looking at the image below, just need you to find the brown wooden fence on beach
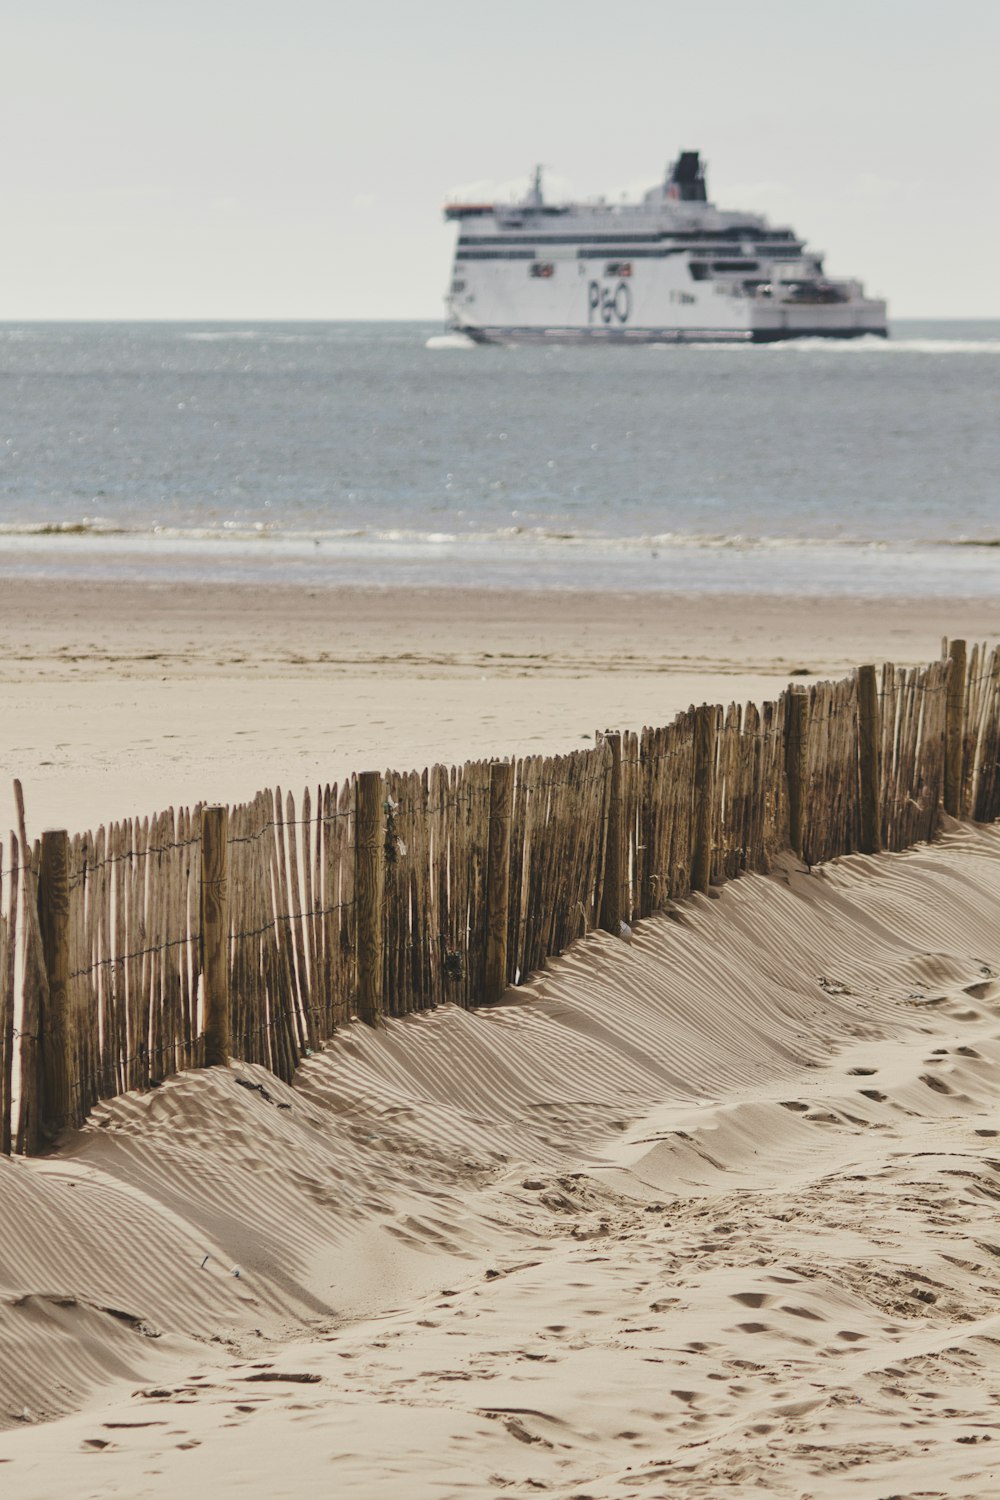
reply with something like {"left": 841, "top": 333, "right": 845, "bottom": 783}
{"left": 1, "top": 639, "right": 996, "bottom": 1155}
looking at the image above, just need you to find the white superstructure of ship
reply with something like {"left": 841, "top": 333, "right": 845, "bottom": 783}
{"left": 443, "top": 151, "right": 887, "bottom": 344}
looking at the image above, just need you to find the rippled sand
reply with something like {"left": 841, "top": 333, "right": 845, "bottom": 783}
{"left": 4, "top": 821, "right": 1000, "bottom": 1497}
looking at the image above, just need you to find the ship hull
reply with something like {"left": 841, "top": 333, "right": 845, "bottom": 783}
{"left": 447, "top": 256, "right": 886, "bottom": 345}
{"left": 458, "top": 324, "right": 886, "bottom": 346}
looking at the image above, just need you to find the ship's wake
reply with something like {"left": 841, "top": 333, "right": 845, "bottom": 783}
{"left": 425, "top": 332, "right": 477, "bottom": 350}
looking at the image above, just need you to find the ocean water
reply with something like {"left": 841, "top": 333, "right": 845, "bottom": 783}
{"left": 1, "top": 319, "right": 999, "bottom": 596}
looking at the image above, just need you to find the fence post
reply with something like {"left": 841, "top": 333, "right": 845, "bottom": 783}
{"left": 200, "top": 805, "right": 230, "bottom": 1067}
{"left": 484, "top": 760, "right": 514, "bottom": 1002}
{"left": 944, "top": 637, "right": 967, "bottom": 818}
{"left": 857, "top": 664, "right": 882, "bottom": 855}
{"left": 599, "top": 733, "right": 623, "bottom": 934}
{"left": 355, "top": 770, "right": 384, "bottom": 1026}
{"left": 37, "top": 828, "right": 72, "bottom": 1140}
{"left": 692, "top": 705, "right": 717, "bottom": 893}
{"left": 0, "top": 844, "right": 12, "bottom": 1156}
{"left": 786, "top": 689, "right": 809, "bottom": 861}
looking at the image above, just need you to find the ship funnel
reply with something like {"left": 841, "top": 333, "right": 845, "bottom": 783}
{"left": 665, "top": 150, "right": 707, "bottom": 202}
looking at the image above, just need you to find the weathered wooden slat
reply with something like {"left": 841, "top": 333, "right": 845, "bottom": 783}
{"left": 201, "top": 806, "right": 230, "bottom": 1069}
{"left": 355, "top": 770, "right": 384, "bottom": 1027}
{"left": 11, "top": 642, "right": 999, "bottom": 1153}
{"left": 1, "top": 836, "right": 18, "bottom": 1153}
{"left": 599, "top": 734, "right": 623, "bottom": 933}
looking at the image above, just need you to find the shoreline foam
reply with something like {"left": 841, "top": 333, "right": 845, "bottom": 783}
{"left": 1, "top": 526, "right": 1000, "bottom": 600}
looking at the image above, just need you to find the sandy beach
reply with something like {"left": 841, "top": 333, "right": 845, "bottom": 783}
{"left": 1, "top": 580, "right": 1000, "bottom": 1495}
{"left": 2, "top": 578, "right": 998, "bottom": 833}
{"left": 3, "top": 817, "right": 1000, "bottom": 1496}
{"left": 5, "top": 2, "right": 999, "bottom": 1490}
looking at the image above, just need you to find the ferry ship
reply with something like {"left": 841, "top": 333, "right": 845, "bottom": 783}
{"left": 443, "top": 152, "right": 887, "bottom": 344}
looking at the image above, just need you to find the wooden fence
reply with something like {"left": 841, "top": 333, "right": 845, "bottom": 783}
{"left": 2, "top": 639, "right": 997, "bottom": 1154}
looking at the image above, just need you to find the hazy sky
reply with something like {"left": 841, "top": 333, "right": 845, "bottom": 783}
{"left": 3, "top": 0, "right": 996, "bottom": 320}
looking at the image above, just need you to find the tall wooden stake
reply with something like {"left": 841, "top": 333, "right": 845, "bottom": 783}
{"left": 857, "top": 664, "right": 882, "bottom": 855}
{"left": 38, "top": 828, "right": 72, "bottom": 1139}
{"left": 692, "top": 705, "right": 717, "bottom": 893}
{"left": 0, "top": 832, "right": 17, "bottom": 1156}
{"left": 355, "top": 771, "right": 384, "bottom": 1026}
{"left": 944, "top": 637, "right": 967, "bottom": 818}
{"left": 200, "top": 805, "right": 230, "bottom": 1067}
{"left": 484, "top": 760, "right": 514, "bottom": 1002}
{"left": 599, "top": 733, "right": 623, "bottom": 934}
{"left": 786, "top": 689, "right": 809, "bottom": 860}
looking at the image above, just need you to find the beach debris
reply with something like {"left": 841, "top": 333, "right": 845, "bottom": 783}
{"left": 818, "top": 976, "right": 851, "bottom": 996}
{"left": 235, "top": 1077, "right": 273, "bottom": 1102}
{"left": 619, "top": 920, "right": 633, "bottom": 942}
{"left": 102, "top": 1421, "right": 168, "bottom": 1429}
{"left": 200, "top": 1254, "right": 210, "bottom": 1269}
{"left": 234, "top": 1077, "right": 291, "bottom": 1110}
{"left": 242, "top": 1372, "right": 321, "bottom": 1384}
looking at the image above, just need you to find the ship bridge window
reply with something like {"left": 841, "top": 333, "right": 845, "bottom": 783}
{"left": 688, "top": 263, "right": 710, "bottom": 281}
{"left": 604, "top": 261, "right": 632, "bottom": 277}
{"left": 530, "top": 262, "right": 555, "bottom": 279}
{"left": 712, "top": 260, "right": 759, "bottom": 273}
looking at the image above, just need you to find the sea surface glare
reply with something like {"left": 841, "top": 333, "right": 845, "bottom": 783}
{"left": 1, "top": 320, "right": 999, "bottom": 597}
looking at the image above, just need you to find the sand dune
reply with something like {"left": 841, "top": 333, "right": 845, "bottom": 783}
{"left": 4, "top": 821, "right": 1000, "bottom": 1496}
